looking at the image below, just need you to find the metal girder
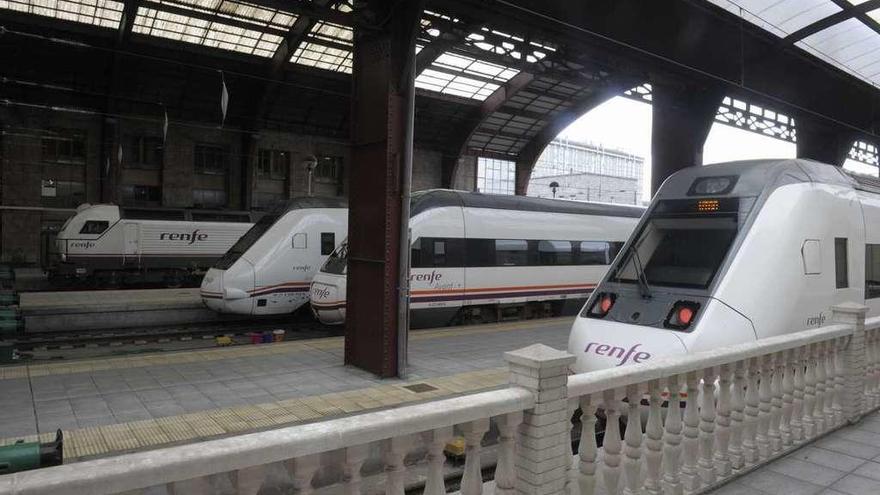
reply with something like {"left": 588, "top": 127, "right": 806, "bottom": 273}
{"left": 118, "top": 0, "right": 141, "bottom": 44}
{"left": 439, "top": 71, "right": 534, "bottom": 186}
{"left": 783, "top": 0, "right": 880, "bottom": 43}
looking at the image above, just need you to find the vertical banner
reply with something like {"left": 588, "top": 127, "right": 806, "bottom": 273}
{"left": 220, "top": 71, "right": 229, "bottom": 128}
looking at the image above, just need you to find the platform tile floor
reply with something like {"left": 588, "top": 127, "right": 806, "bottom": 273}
{"left": 0, "top": 317, "right": 572, "bottom": 460}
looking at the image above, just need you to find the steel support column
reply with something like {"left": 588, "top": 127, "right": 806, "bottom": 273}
{"left": 345, "top": 0, "right": 422, "bottom": 378}
{"left": 796, "top": 118, "right": 854, "bottom": 166}
{"left": 651, "top": 80, "right": 724, "bottom": 194}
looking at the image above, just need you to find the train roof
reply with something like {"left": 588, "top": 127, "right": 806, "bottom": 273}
{"left": 656, "top": 158, "right": 860, "bottom": 200}
{"left": 275, "top": 196, "right": 348, "bottom": 214}
{"left": 410, "top": 189, "right": 645, "bottom": 218}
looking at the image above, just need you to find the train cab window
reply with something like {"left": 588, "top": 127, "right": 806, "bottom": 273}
{"left": 538, "top": 241, "right": 573, "bottom": 265}
{"left": 578, "top": 241, "right": 611, "bottom": 265}
{"left": 79, "top": 221, "right": 109, "bottom": 235}
{"left": 292, "top": 233, "right": 307, "bottom": 249}
{"left": 835, "top": 237, "right": 849, "bottom": 289}
{"left": 321, "top": 233, "right": 335, "bottom": 255}
{"left": 865, "top": 244, "right": 880, "bottom": 299}
{"left": 495, "top": 239, "right": 529, "bottom": 266}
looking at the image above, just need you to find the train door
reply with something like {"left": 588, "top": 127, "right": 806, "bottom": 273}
{"left": 123, "top": 223, "right": 140, "bottom": 266}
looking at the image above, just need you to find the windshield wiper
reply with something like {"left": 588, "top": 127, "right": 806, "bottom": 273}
{"left": 632, "top": 248, "right": 653, "bottom": 299}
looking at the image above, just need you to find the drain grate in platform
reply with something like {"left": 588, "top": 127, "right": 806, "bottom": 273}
{"left": 403, "top": 383, "right": 438, "bottom": 393}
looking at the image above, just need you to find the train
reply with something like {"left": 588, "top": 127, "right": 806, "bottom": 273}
{"left": 310, "top": 190, "right": 644, "bottom": 328}
{"left": 200, "top": 197, "right": 348, "bottom": 315}
{"left": 52, "top": 204, "right": 257, "bottom": 286}
{"left": 568, "top": 158, "right": 880, "bottom": 373}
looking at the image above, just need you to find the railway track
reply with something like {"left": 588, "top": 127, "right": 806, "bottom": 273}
{"left": 10, "top": 317, "right": 337, "bottom": 351}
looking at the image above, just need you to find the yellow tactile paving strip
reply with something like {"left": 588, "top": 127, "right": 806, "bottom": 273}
{"left": 0, "top": 368, "right": 507, "bottom": 461}
{"left": 0, "top": 316, "right": 572, "bottom": 380}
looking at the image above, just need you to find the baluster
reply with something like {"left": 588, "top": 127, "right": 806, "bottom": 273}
{"left": 780, "top": 349, "right": 795, "bottom": 447}
{"left": 232, "top": 465, "right": 266, "bottom": 495}
{"left": 623, "top": 384, "right": 644, "bottom": 495}
{"left": 756, "top": 355, "right": 773, "bottom": 460}
{"left": 833, "top": 337, "right": 846, "bottom": 426}
{"left": 868, "top": 331, "right": 877, "bottom": 411}
{"left": 494, "top": 413, "right": 522, "bottom": 495}
{"left": 714, "top": 363, "right": 732, "bottom": 478}
{"left": 769, "top": 352, "right": 783, "bottom": 454}
{"left": 385, "top": 436, "right": 413, "bottom": 495}
{"left": 743, "top": 358, "right": 760, "bottom": 464}
{"left": 644, "top": 380, "right": 664, "bottom": 495}
{"left": 459, "top": 419, "right": 489, "bottom": 495}
{"left": 343, "top": 446, "right": 369, "bottom": 495}
{"left": 423, "top": 429, "right": 452, "bottom": 495}
{"left": 791, "top": 346, "right": 805, "bottom": 443}
{"left": 289, "top": 454, "right": 320, "bottom": 495}
{"left": 661, "top": 375, "right": 683, "bottom": 495}
{"left": 803, "top": 344, "right": 817, "bottom": 439}
{"left": 865, "top": 331, "right": 875, "bottom": 411}
{"left": 602, "top": 389, "right": 623, "bottom": 495}
{"left": 729, "top": 362, "right": 746, "bottom": 471}
{"left": 578, "top": 394, "right": 599, "bottom": 495}
{"left": 698, "top": 367, "right": 717, "bottom": 486}
{"left": 822, "top": 341, "right": 837, "bottom": 428}
{"left": 681, "top": 372, "right": 701, "bottom": 492}
{"left": 814, "top": 343, "right": 828, "bottom": 434}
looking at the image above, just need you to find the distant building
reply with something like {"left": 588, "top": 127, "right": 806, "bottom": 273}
{"left": 527, "top": 138, "right": 644, "bottom": 205}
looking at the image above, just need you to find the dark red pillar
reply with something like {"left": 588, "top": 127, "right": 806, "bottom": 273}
{"left": 345, "top": 0, "right": 422, "bottom": 377}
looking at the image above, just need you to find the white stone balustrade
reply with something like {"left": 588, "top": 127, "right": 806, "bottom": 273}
{"left": 3, "top": 304, "right": 880, "bottom": 495}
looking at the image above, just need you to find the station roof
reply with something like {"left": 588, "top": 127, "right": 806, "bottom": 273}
{"left": 706, "top": 0, "right": 880, "bottom": 87}
{"left": 1, "top": 0, "right": 878, "bottom": 167}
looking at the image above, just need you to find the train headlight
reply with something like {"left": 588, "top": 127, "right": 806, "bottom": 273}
{"left": 665, "top": 301, "right": 701, "bottom": 330}
{"left": 585, "top": 292, "right": 616, "bottom": 318}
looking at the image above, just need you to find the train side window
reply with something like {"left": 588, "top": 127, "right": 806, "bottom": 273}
{"left": 835, "top": 237, "right": 848, "bottom": 289}
{"left": 608, "top": 242, "right": 625, "bottom": 262}
{"left": 538, "top": 240, "right": 573, "bottom": 265}
{"left": 579, "top": 241, "right": 610, "bottom": 265}
{"left": 320, "top": 233, "right": 335, "bottom": 255}
{"left": 866, "top": 244, "right": 880, "bottom": 299}
{"left": 495, "top": 239, "right": 528, "bottom": 266}
{"left": 465, "top": 239, "right": 494, "bottom": 267}
{"left": 79, "top": 220, "right": 109, "bottom": 235}
{"left": 801, "top": 239, "right": 821, "bottom": 275}
{"left": 433, "top": 240, "right": 447, "bottom": 266}
{"left": 292, "top": 233, "right": 307, "bottom": 249}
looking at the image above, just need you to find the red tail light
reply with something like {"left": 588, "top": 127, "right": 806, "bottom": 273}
{"left": 665, "top": 301, "right": 701, "bottom": 330}
{"left": 586, "top": 292, "right": 616, "bottom": 318}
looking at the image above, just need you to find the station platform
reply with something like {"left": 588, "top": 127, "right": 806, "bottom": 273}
{"left": 0, "top": 317, "right": 572, "bottom": 461}
{"left": 19, "top": 288, "right": 247, "bottom": 332}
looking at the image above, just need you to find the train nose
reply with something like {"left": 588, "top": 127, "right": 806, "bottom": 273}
{"left": 567, "top": 317, "right": 688, "bottom": 374}
{"left": 200, "top": 269, "right": 225, "bottom": 311}
{"left": 310, "top": 280, "right": 345, "bottom": 325}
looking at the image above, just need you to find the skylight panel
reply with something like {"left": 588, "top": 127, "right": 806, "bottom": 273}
{"left": 133, "top": 0, "right": 295, "bottom": 58}
{"left": 416, "top": 51, "right": 517, "bottom": 100}
{"left": 0, "top": 0, "right": 124, "bottom": 28}
{"left": 289, "top": 20, "right": 353, "bottom": 73}
{"left": 796, "top": 17, "right": 880, "bottom": 83}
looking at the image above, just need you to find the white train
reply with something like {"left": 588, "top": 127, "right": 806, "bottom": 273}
{"left": 200, "top": 197, "right": 347, "bottom": 315}
{"left": 53, "top": 204, "right": 256, "bottom": 285}
{"left": 569, "top": 158, "right": 880, "bottom": 373}
{"left": 310, "top": 190, "right": 643, "bottom": 328}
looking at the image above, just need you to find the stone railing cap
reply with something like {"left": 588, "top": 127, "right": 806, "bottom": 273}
{"left": 504, "top": 344, "right": 575, "bottom": 369}
{"left": 832, "top": 302, "right": 869, "bottom": 314}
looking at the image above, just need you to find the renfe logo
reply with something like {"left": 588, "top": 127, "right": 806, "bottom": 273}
{"left": 312, "top": 287, "right": 331, "bottom": 299}
{"left": 584, "top": 342, "right": 651, "bottom": 366}
{"left": 160, "top": 230, "right": 208, "bottom": 245}
{"left": 411, "top": 271, "right": 442, "bottom": 284}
